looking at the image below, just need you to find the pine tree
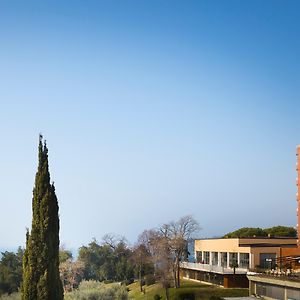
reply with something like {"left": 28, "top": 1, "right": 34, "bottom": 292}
{"left": 22, "top": 135, "right": 64, "bottom": 300}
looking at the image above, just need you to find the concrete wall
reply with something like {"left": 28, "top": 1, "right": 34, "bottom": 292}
{"left": 248, "top": 275, "right": 300, "bottom": 300}
{"left": 195, "top": 239, "right": 250, "bottom": 253}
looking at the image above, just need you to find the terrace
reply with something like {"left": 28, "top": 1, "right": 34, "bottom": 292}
{"left": 181, "top": 262, "right": 248, "bottom": 275}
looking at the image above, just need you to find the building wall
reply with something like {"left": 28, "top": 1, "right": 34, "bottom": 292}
{"left": 297, "top": 146, "right": 300, "bottom": 247}
{"left": 250, "top": 247, "right": 282, "bottom": 268}
{"left": 239, "top": 238, "right": 297, "bottom": 246}
{"left": 223, "top": 274, "right": 248, "bottom": 288}
{"left": 248, "top": 275, "right": 300, "bottom": 300}
{"left": 195, "top": 239, "right": 250, "bottom": 253}
{"left": 181, "top": 268, "right": 248, "bottom": 288}
{"left": 195, "top": 238, "right": 297, "bottom": 253}
{"left": 194, "top": 239, "right": 297, "bottom": 269}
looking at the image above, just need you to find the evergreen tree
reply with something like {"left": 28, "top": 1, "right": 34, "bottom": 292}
{"left": 22, "top": 135, "right": 63, "bottom": 300}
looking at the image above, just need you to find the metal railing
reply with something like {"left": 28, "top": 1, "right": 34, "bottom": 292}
{"left": 180, "top": 262, "right": 248, "bottom": 274}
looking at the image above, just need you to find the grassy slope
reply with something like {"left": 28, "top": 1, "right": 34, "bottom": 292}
{"left": 128, "top": 280, "right": 248, "bottom": 300}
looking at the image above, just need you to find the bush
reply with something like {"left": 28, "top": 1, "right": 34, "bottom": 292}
{"left": 65, "top": 280, "right": 128, "bottom": 300}
{"left": 121, "top": 278, "right": 134, "bottom": 286}
{"left": 154, "top": 295, "right": 162, "bottom": 300}
{"left": 145, "top": 274, "right": 156, "bottom": 286}
{"left": 0, "top": 293, "right": 21, "bottom": 300}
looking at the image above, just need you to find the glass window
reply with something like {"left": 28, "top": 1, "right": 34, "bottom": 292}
{"left": 220, "top": 252, "right": 227, "bottom": 267}
{"left": 212, "top": 252, "right": 218, "bottom": 265}
{"left": 196, "top": 251, "right": 203, "bottom": 263}
{"left": 239, "top": 253, "right": 249, "bottom": 269}
{"left": 229, "top": 252, "right": 238, "bottom": 268}
{"left": 204, "top": 251, "right": 210, "bottom": 264}
{"left": 260, "top": 253, "right": 276, "bottom": 269}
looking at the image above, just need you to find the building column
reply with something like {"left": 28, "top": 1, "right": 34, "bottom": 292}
{"left": 237, "top": 252, "right": 240, "bottom": 267}
{"left": 227, "top": 252, "right": 230, "bottom": 268}
{"left": 200, "top": 251, "right": 203, "bottom": 263}
{"left": 209, "top": 252, "right": 212, "bottom": 265}
{"left": 218, "top": 252, "right": 221, "bottom": 267}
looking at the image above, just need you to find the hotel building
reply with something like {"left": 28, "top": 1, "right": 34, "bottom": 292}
{"left": 181, "top": 146, "right": 300, "bottom": 292}
{"left": 181, "top": 237, "right": 297, "bottom": 288}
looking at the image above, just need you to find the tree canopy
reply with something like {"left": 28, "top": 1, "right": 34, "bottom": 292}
{"left": 78, "top": 237, "right": 134, "bottom": 283}
{"left": 22, "top": 136, "right": 63, "bottom": 300}
{"left": 0, "top": 248, "right": 23, "bottom": 296}
{"left": 223, "top": 226, "right": 297, "bottom": 238}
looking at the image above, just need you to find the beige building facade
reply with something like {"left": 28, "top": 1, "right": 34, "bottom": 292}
{"left": 194, "top": 238, "right": 297, "bottom": 270}
{"left": 181, "top": 237, "right": 297, "bottom": 288}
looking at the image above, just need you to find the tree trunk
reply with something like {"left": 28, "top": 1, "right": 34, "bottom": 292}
{"left": 173, "top": 265, "right": 177, "bottom": 288}
{"left": 177, "top": 259, "right": 180, "bottom": 288}
{"left": 165, "top": 287, "right": 170, "bottom": 300}
{"left": 139, "top": 264, "right": 143, "bottom": 292}
{"left": 173, "top": 256, "right": 181, "bottom": 288}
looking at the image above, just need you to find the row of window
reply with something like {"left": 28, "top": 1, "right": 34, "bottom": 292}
{"left": 196, "top": 251, "right": 250, "bottom": 268}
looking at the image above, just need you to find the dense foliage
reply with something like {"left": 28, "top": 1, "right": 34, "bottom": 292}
{"left": 0, "top": 248, "right": 23, "bottom": 296}
{"left": 64, "top": 280, "right": 128, "bottom": 300}
{"left": 223, "top": 226, "right": 297, "bottom": 238}
{"left": 264, "top": 226, "right": 297, "bottom": 237}
{"left": 22, "top": 136, "right": 63, "bottom": 300}
{"left": 78, "top": 239, "right": 135, "bottom": 282}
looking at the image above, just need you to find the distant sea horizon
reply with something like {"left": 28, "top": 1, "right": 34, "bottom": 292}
{"left": 0, "top": 246, "right": 78, "bottom": 260}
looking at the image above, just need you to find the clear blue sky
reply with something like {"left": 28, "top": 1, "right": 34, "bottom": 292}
{"left": 0, "top": 0, "right": 299, "bottom": 250}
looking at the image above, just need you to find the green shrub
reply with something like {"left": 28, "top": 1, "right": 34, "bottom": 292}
{"left": 0, "top": 293, "right": 21, "bottom": 300}
{"left": 122, "top": 278, "right": 134, "bottom": 286}
{"left": 65, "top": 280, "right": 128, "bottom": 300}
{"left": 154, "top": 295, "right": 162, "bottom": 300}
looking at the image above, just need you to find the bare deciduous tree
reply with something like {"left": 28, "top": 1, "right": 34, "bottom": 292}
{"left": 148, "top": 231, "right": 173, "bottom": 300}
{"left": 134, "top": 216, "right": 200, "bottom": 298}
{"left": 160, "top": 215, "right": 200, "bottom": 288}
{"left": 102, "top": 233, "right": 127, "bottom": 249}
{"left": 59, "top": 259, "right": 84, "bottom": 292}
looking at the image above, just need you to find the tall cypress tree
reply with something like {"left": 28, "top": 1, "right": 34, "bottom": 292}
{"left": 22, "top": 135, "right": 63, "bottom": 300}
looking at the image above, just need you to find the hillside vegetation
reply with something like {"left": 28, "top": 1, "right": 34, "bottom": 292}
{"left": 128, "top": 280, "right": 248, "bottom": 300}
{"left": 223, "top": 226, "right": 296, "bottom": 238}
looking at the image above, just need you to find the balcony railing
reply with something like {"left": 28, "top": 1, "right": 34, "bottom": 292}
{"left": 180, "top": 262, "right": 248, "bottom": 274}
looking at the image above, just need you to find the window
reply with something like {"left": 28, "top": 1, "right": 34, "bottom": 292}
{"left": 220, "top": 252, "right": 227, "bottom": 267}
{"left": 259, "top": 253, "right": 276, "bottom": 269}
{"left": 239, "top": 253, "right": 249, "bottom": 269}
{"left": 212, "top": 252, "right": 218, "bottom": 265}
{"left": 204, "top": 251, "right": 210, "bottom": 264}
{"left": 229, "top": 252, "right": 238, "bottom": 267}
{"left": 196, "top": 251, "right": 203, "bottom": 263}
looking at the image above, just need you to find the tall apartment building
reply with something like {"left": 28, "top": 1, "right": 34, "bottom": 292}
{"left": 297, "top": 146, "right": 300, "bottom": 246}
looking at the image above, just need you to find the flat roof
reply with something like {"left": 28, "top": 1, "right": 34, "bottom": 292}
{"left": 247, "top": 274, "right": 300, "bottom": 287}
{"left": 195, "top": 237, "right": 297, "bottom": 240}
